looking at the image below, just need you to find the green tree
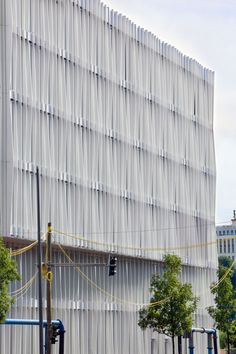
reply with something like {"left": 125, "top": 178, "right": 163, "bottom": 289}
{"left": 218, "top": 256, "right": 236, "bottom": 289}
{"left": 138, "top": 254, "right": 198, "bottom": 354}
{"left": 207, "top": 264, "right": 236, "bottom": 353}
{"left": 0, "top": 239, "right": 20, "bottom": 323}
{"left": 219, "top": 328, "right": 236, "bottom": 350}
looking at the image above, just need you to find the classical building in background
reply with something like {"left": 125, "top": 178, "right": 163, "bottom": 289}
{"left": 0, "top": 0, "right": 216, "bottom": 353}
{"left": 217, "top": 211, "right": 236, "bottom": 259}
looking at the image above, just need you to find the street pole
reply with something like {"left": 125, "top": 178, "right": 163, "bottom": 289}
{"left": 164, "top": 336, "right": 168, "bottom": 354}
{"left": 46, "top": 222, "right": 52, "bottom": 354}
{"left": 189, "top": 331, "right": 194, "bottom": 354}
{"left": 178, "top": 336, "right": 182, "bottom": 354}
{"left": 151, "top": 338, "right": 155, "bottom": 354}
{"left": 36, "top": 167, "right": 44, "bottom": 354}
{"left": 207, "top": 333, "right": 213, "bottom": 354}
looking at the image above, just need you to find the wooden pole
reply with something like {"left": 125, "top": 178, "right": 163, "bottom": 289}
{"left": 46, "top": 222, "right": 52, "bottom": 354}
{"left": 36, "top": 167, "right": 44, "bottom": 354}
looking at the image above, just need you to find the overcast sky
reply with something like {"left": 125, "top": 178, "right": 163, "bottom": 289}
{"left": 104, "top": 0, "right": 236, "bottom": 224}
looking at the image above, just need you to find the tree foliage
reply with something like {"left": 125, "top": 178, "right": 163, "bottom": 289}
{"left": 218, "top": 256, "right": 236, "bottom": 289}
{"left": 138, "top": 254, "right": 198, "bottom": 354}
{"left": 219, "top": 327, "right": 236, "bottom": 349}
{"left": 207, "top": 264, "right": 236, "bottom": 351}
{"left": 0, "top": 239, "right": 20, "bottom": 323}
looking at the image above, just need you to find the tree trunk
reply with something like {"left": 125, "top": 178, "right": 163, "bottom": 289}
{"left": 227, "top": 331, "right": 230, "bottom": 354}
{"left": 172, "top": 335, "right": 175, "bottom": 354}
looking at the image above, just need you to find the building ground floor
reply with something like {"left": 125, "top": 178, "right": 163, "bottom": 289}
{"left": 0, "top": 239, "right": 216, "bottom": 354}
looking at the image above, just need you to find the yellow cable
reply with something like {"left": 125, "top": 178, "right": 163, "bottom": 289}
{"left": 10, "top": 271, "right": 38, "bottom": 295}
{"left": 57, "top": 242, "right": 170, "bottom": 307}
{"left": 50, "top": 278, "right": 53, "bottom": 319}
{"left": 6, "top": 226, "right": 233, "bottom": 256}
{"left": 5, "top": 228, "right": 224, "bottom": 309}
{"left": 13, "top": 271, "right": 38, "bottom": 300}
{"left": 9, "top": 237, "right": 231, "bottom": 310}
{"left": 57, "top": 242, "right": 140, "bottom": 306}
{"left": 53, "top": 228, "right": 221, "bottom": 252}
{"left": 57, "top": 242, "right": 200, "bottom": 308}
{"left": 10, "top": 240, "right": 38, "bottom": 256}
{"left": 45, "top": 230, "right": 48, "bottom": 265}
{"left": 56, "top": 240, "right": 236, "bottom": 309}
{"left": 10, "top": 232, "right": 47, "bottom": 257}
{"left": 211, "top": 258, "right": 236, "bottom": 291}
{"left": 6, "top": 228, "right": 235, "bottom": 309}
{"left": 50, "top": 221, "right": 221, "bottom": 236}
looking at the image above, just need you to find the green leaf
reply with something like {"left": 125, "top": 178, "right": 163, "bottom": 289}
{"left": 138, "top": 254, "right": 198, "bottom": 354}
{"left": 0, "top": 239, "right": 20, "bottom": 323}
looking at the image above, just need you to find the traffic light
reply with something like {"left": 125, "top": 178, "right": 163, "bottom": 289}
{"left": 108, "top": 256, "right": 117, "bottom": 276}
{"left": 50, "top": 324, "right": 59, "bottom": 344}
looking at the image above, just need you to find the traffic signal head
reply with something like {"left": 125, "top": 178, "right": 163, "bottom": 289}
{"left": 50, "top": 325, "right": 59, "bottom": 344}
{"left": 108, "top": 256, "right": 117, "bottom": 276}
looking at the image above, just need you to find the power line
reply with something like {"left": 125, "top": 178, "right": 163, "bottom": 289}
{"left": 50, "top": 220, "right": 224, "bottom": 237}
{"left": 56, "top": 240, "right": 232, "bottom": 309}
{"left": 10, "top": 271, "right": 38, "bottom": 296}
{"left": 57, "top": 242, "right": 140, "bottom": 307}
{"left": 13, "top": 271, "right": 38, "bottom": 300}
{"left": 210, "top": 258, "right": 236, "bottom": 291}
{"left": 10, "top": 241, "right": 38, "bottom": 256}
{"left": 8, "top": 234, "right": 232, "bottom": 309}
{"left": 9, "top": 232, "right": 46, "bottom": 257}
{"left": 3, "top": 222, "right": 235, "bottom": 257}
{"left": 53, "top": 228, "right": 223, "bottom": 252}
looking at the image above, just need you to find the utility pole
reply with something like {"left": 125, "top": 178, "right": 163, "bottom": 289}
{"left": 151, "top": 338, "right": 155, "bottom": 354}
{"left": 36, "top": 167, "right": 44, "bottom": 354}
{"left": 46, "top": 222, "right": 52, "bottom": 354}
{"left": 178, "top": 336, "right": 182, "bottom": 354}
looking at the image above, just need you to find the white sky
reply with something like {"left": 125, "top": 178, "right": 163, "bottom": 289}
{"left": 104, "top": 0, "right": 236, "bottom": 224}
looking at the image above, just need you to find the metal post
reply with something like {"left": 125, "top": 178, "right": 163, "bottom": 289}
{"left": 207, "top": 333, "right": 213, "bottom": 354}
{"left": 178, "top": 336, "right": 182, "bottom": 354}
{"left": 46, "top": 222, "right": 52, "bottom": 354}
{"left": 3, "top": 318, "right": 65, "bottom": 354}
{"left": 44, "top": 326, "right": 48, "bottom": 353}
{"left": 151, "top": 338, "right": 155, "bottom": 354}
{"left": 58, "top": 321, "right": 65, "bottom": 354}
{"left": 213, "top": 331, "right": 218, "bottom": 354}
{"left": 164, "top": 336, "right": 168, "bottom": 354}
{"left": 59, "top": 329, "right": 65, "bottom": 354}
{"left": 36, "top": 167, "right": 44, "bottom": 354}
{"left": 189, "top": 332, "right": 194, "bottom": 354}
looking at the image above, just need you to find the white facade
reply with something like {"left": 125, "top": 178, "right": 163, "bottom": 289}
{"left": 0, "top": 0, "right": 217, "bottom": 353}
{"left": 216, "top": 212, "right": 236, "bottom": 259}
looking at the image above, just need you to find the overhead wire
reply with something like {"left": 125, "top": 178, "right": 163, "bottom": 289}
{"left": 53, "top": 228, "right": 233, "bottom": 252}
{"left": 7, "top": 232, "right": 233, "bottom": 309}
{"left": 1, "top": 218, "right": 232, "bottom": 258}
{"left": 210, "top": 258, "right": 236, "bottom": 291}
{"left": 51, "top": 220, "right": 230, "bottom": 237}
{"left": 57, "top": 241, "right": 142, "bottom": 307}
{"left": 148, "top": 260, "right": 236, "bottom": 309}
{"left": 10, "top": 240, "right": 38, "bottom": 256}
{"left": 4, "top": 227, "right": 234, "bottom": 307}
{"left": 10, "top": 232, "right": 47, "bottom": 257}
{"left": 0, "top": 219, "right": 229, "bottom": 242}
{"left": 10, "top": 271, "right": 38, "bottom": 295}
{"left": 55, "top": 240, "right": 232, "bottom": 309}
{"left": 8, "top": 233, "right": 46, "bottom": 302}
{"left": 12, "top": 271, "right": 38, "bottom": 300}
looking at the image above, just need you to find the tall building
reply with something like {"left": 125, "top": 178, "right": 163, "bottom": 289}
{"left": 217, "top": 211, "right": 236, "bottom": 259}
{"left": 0, "top": 0, "right": 216, "bottom": 353}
